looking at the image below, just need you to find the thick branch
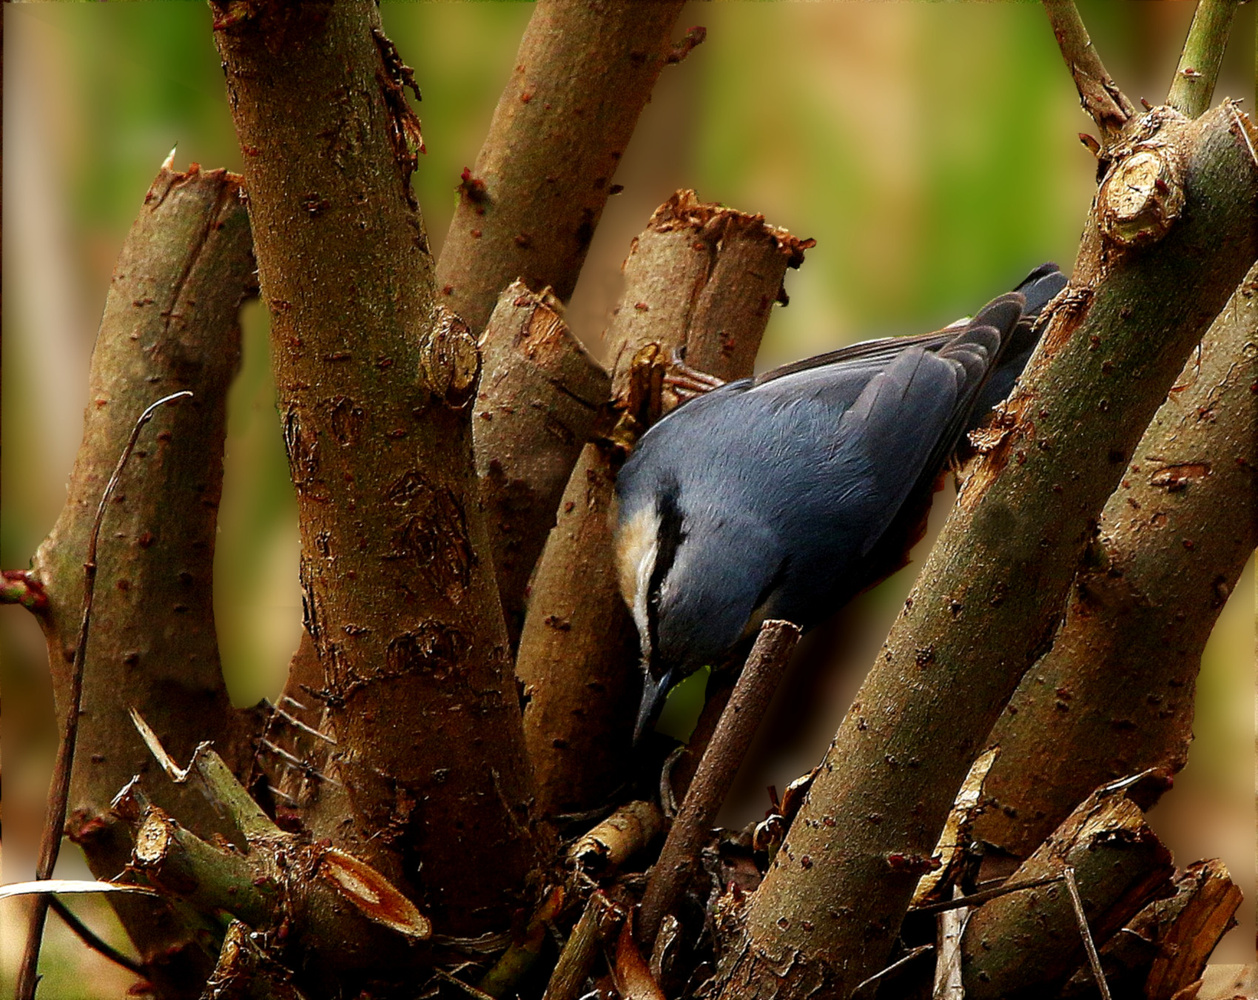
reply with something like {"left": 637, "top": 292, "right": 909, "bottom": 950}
{"left": 23, "top": 161, "right": 258, "bottom": 997}
{"left": 638, "top": 621, "right": 799, "bottom": 947}
{"left": 960, "top": 785, "right": 1175, "bottom": 997}
{"left": 434, "top": 0, "right": 688, "bottom": 335}
{"left": 516, "top": 192, "right": 809, "bottom": 818}
{"left": 1167, "top": 0, "right": 1241, "bottom": 119}
{"left": 212, "top": 2, "right": 537, "bottom": 934}
{"left": 473, "top": 283, "right": 609, "bottom": 644}
{"left": 1043, "top": 0, "right": 1136, "bottom": 144}
{"left": 713, "top": 102, "right": 1257, "bottom": 1000}
{"left": 975, "top": 261, "right": 1258, "bottom": 858}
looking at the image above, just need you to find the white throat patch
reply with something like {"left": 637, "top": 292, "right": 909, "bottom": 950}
{"left": 614, "top": 506, "right": 662, "bottom": 666}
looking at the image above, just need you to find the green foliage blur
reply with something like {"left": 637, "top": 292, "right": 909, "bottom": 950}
{"left": 2, "top": 4, "right": 1252, "bottom": 994}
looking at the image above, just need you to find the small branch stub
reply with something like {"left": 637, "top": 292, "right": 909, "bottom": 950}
{"left": 422, "top": 306, "right": 482, "bottom": 408}
{"left": 1098, "top": 144, "right": 1185, "bottom": 246}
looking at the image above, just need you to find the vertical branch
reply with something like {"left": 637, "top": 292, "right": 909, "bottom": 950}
{"left": 434, "top": 0, "right": 690, "bottom": 335}
{"left": 473, "top": 283, "right": 610, "bottom": 645}
{"left": 516, "top": 192, "right": 809, "bottom": 819}
{"left": 212, "top": 2, "right": 537, "bottom": 934}
{"left": 1166, "top": 0, "right": 1241, "bottom": 119}
{"left": 19, "top": 161, "right": 258, "bottom": 997}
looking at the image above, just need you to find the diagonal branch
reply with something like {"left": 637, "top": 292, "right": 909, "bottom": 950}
{"left": 975, "top": 261, "right": 1258, "bottom": 859}
{"left": 1042, "top": 0, "right": 1136, "bottom": 145}
{"left": 1166, "top": 0, "right": 1241, "bottom": 119}
{"left": 712, "top": 99, "right": 1258, "bottom": 1000}
{"left": 638, "top": 621, "right": 800, "bottom": 948}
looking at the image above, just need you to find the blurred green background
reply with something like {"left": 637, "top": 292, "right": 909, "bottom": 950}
{"left": 2, "top": 3, "right": 1253, "bottom": 992}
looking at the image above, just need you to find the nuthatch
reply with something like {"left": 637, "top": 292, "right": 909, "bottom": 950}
{"left": 614, "top": 264, "right": 1066, "bottom": 742}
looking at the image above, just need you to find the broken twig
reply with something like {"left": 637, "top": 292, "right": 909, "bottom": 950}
{"left": 17, "top": 390, "right": 191, "bottom": 1000}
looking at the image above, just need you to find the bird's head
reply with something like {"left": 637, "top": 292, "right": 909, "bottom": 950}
{"left": 613, "top": 481, "right": 778, "bottom": 744}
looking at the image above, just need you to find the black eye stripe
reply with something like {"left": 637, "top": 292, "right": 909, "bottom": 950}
{"left": 645, "top": 480, "right": 684, "bottom": 669}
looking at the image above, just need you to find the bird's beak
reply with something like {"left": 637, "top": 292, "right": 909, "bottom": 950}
{"left": 633, "top": 667, "right": 677, "bottom": 746}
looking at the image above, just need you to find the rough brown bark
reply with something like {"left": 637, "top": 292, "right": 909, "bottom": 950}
{"left": 516, "top": 191, "right": 809, "bottom": 819}
{"left": 975, "top": 261, "right": 1258, "bottom": 859}
{"left": 211, "top": 1, "right": 536, "bottom": 935}
{"left": 20, "top": 162, "right": 258, "bottom": 997}
{"left": 1060, "top": 859, "right": 1242, "bottom": 1000}
{"left": 712, "top": 102, "right": 1257, "bottom": 1000}
{"left": 960, "top": 785, "right": 1175, "bottom": 998}
{"left": 473, "top": 283, "right": 610, "bottom": 645}
{"left": 433, "top": 0, "right": 688, "bottom": 336}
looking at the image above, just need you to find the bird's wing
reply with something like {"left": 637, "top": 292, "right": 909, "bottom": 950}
{"left": 749, "top": 292, "right": 1025, "bottom": 558}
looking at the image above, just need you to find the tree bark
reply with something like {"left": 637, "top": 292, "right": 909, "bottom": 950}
{"left": 211, "top": 1, "right": 536, "bottom": 936}
{"left": 975, "top": 261, "right": 1258, "bottom": 859}
{"left": 22, "top": 161, "right": 258, "bottom": 997}
{"left": 434, "top": 0, "right": 688, "bottom": 336}
{"left": 712, "top": 102, "right": 1258, "bottom": 1000}
{"left": 960, "top": 785, "right": 1175, "bottom": 998}
{"left": 473, "top": 283, "right": 609, "bottom": 645}
{"left": 516, "top": 191, "right": 809, "bottom": 819}
{"left": 1059, "top": 858, "right": 1243, "bottom": 1000}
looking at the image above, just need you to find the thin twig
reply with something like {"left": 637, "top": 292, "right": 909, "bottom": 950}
{"left": 16, "top": 390, "right": 192, "bottom": 1000}
{"left": 910, "top": 873, "right": 1066, "bottom": 915}
{"left": 1166, "top": 0, "right": 1240, "bottom": 119}
{"left": 637, "top": 620, "right": 801, "bottom": 947}
{"left": 262, "top": 698, "right": 337, "bottom": 744}
{"left": 257, "top": 738, "right": 343, "bottom": 786}
{"left": 432, "top": 967, "right": 499, "bottom": 1000}
{"left": 1063, "top": 866, "right": 1113, "bottom": 1000}
{"left": 932, "top": 888, "right": 968, "bottom": 1000}
{"left": 1042, "top": 0, "right": 1136, "bottom": 143}
{"left": 49, "top": 897, "right": 145, "bottom": 977}
{"left": 849, "top": 945, "right": 933, "bottom": 999}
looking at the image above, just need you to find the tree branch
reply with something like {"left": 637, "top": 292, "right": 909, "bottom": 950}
{"left": 516, "top": 192, "right": 810, "bottom": 819}
{"left": 434, "top": 0, "right": 689, "bottom": 335}
{"left": 975, "top": 261, "right": 1258, "bottom": 859}
{"left": 48, "top": 897, "right": 144, "bottom": 978}
{"left": 473, "top": 283, "right": 609, "bottom": 645}
{"left": 638, "top": 621, "right": 800, "bottom": 948}
{"left": 959, "top": 784, "right": 1174, "bottom": 997}
{"left": 712, "top": 101, "right": 1258, "bottom": 1000}
{"left": 211, "top": 1, "right": 537, "bottom": 934}
{"left": 18, "top": 391, "right": 191, "bottom": 1000}
{"left": 1167, "top": 0, "right": 1241, "bottom": 119}
{"left": 21, "top": 160, "right": 259, "bottom": 998}
{"left": 1042, "top": 0, "right": 1136, "bottom": 145}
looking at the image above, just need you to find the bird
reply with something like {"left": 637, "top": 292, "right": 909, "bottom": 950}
{"left": 613, "top": 263, "right": 1067, "bottom": 743}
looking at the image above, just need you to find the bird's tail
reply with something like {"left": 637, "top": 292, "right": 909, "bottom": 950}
{"left": 969, "top": 262, "right": 1068, "bottom": 421}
